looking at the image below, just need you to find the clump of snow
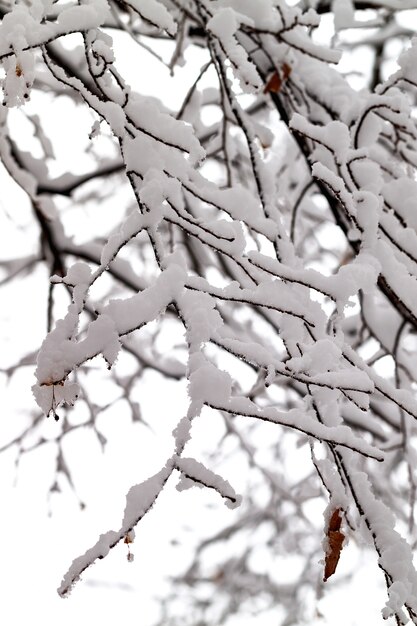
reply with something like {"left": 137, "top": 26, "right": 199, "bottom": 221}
{"left": 32, "top": 380, "right": 80, "bottom": 418}
{"left": 176, "top": 457, "right": 241, "bottom": 509}
{"left": 56, "top": 0, "right": 110, "bottom": 32}
{"left": 207, "top": 8, "right": 263, "bottom": 92}
{"left": 127, "top": 0, "right": 177, "bottom": 35}
{"left": 284, "top": 339, "right": 343, "bottom": 375}
{"left": 208, "top": 7, "right": 240, "bottom": 40}
{"left": 397, "top": 36, "right": 417, "bottom": 85}
{"left": 2, "top": 50, "right": 35, "bottom": 106}
{"left": 34, "top": 254, "right": 185, "bottom": 417}
{"left": 291, "top": 114, "right": 351, "bottom": 161}
{"left": 188, "top": 353, "right": 232, "bottom": 417}
{"left": 332, "top": 0, "right": 355, "bottom": 30}
{"left": 63, "top": 262, "right": 92, "bottom": 287}
{"left": 179, "top": 290, "right": 223, "bottom": 351}
{"left": 125, "top": 95, "right": 205, "bottom": 166}
{"left": 382, "top": 178, "right": 417, "bottom": 231}
{"left": 102, "top": 263, "right": 186, "bottom": 335}
{"left": 351, "top": 470, "right": 417, "bottom": 620}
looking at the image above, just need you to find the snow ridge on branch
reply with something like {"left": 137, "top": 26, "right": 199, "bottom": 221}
{"left": 2, "top": 0, "right": 417, "bottom": 622}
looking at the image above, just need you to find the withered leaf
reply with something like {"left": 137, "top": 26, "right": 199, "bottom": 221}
{"left": 282, "top": 62, "right": 292, "bottom": 81}
{"left": 263, "top": 64, "right": 292, "bottom": 94}
{"left": 323, "top": 508, "right": 345, "bottom": 582}
{"left": 263, "top": 71, "right": 282, "bottom": 94}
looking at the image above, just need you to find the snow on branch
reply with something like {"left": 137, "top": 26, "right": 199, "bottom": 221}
{"left": 176, "top": 457, "right": 242, "bottom": 508}
{"left": 3, "top": 0, "right": 417, "bottom": 622}
{"left": 58, "top": 461, "right": 174, "bottom": 597}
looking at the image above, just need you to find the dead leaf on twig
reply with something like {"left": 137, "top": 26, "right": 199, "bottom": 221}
{"left": 263, "top": 63, "right": 292, "bottom": 94}
{"left": 323, "top": 508, "right": 345, "bottom": 582}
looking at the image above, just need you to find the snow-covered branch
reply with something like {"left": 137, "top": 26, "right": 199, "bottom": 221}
{"left": 2, "top": 0, "right": 417, "bottom": 622}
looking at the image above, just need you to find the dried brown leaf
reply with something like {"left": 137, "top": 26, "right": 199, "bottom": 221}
{"left": 323, "top": 508, "right": 345, "bottom": 582}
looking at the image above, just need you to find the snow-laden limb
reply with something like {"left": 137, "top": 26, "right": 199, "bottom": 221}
{"left": 206, "top": 7, "right": 263, "bottom": 92}
{"left": 58, "top": 461, "right": 174, "bottom": 597}
{"left": 340, "top": 456, "right": 417, "bottom": 623}
{"left": 343, "top": 344, "right": 417, "bottom": 422}
{"left": 33, "top": 263, "right": 186, "bottom": 415}
{"left": 185, "top": 351, "right": 381, "bottom": 459}
{"left": 185, "top": 274, "right": 325, "bottom": 329}
{"left": 0, "top": 0, "right": 110, "bottom": 59}
{"left": 176, "top": 457, "right": 242, "bottom": 509}
{"left": 214, "top": 334, "right": 374, "bottom": 398}
{"left": 208, "top": 396, "right": 384, "bottom": 461}
{"left": 126, "top": 0, "right": 177, "bottom": 35}
{"left": 58, "top": 402, "right": 205, "bottom": 597}
{"left": 3, "top": 0, "right": 417, "bottom": 621}
{"left": 247, "top": 250, "right": 380, "bottom": 307}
